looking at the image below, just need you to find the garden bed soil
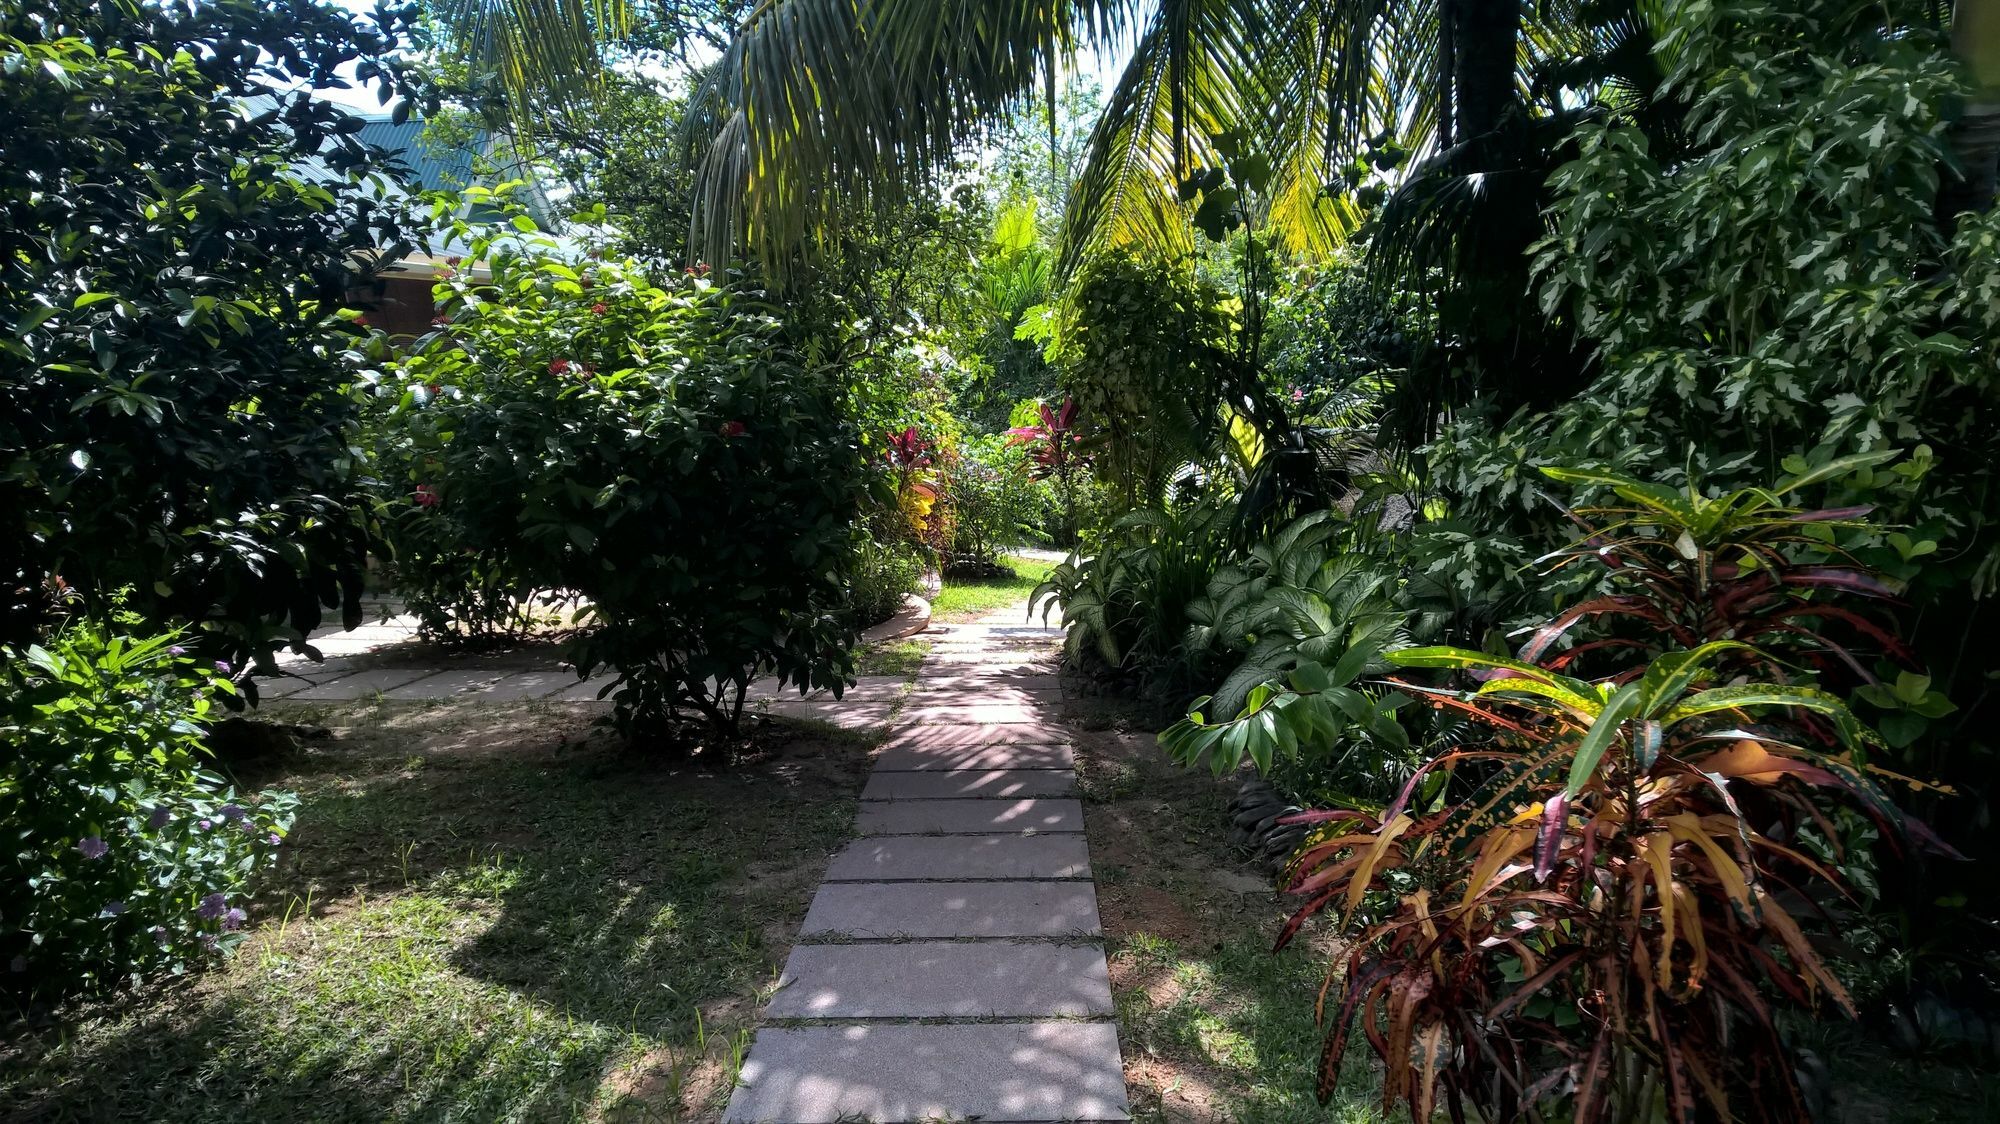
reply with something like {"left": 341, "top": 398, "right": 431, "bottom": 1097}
{"left": 0, "top": 697, "right": 874, "bottom": 1123}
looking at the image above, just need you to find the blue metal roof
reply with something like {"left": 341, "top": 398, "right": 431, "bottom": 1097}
{"left": 356, "top": 117, "right": 487, "bottom": 194}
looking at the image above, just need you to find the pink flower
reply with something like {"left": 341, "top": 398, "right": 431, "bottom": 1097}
{"left": 590, "top": 303, "right": 608, "bottom": 316}
{"left": 414, "top": 484, "right": 440, "bottom": 508}
{"left": 720, "top": 420, "right": 747, "bottom": 438}
{"left": 446, "top": 255, "right": 463, "bottom": 267}
{"left": 548, "top": 359, "right": 571, "bottom": 375}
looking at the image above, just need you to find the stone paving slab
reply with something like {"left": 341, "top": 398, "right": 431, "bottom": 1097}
{"left": 722, "top": 1021, "right": 1130, "bottom": 1123}
{"left": 915, "top": 671, "right": 1064, "bottom": 690}
{"left": 283, "top": 667, "right": 443, "bottom": 701}
{"left": 879, "top": 725, "right": 1068, "bottom": 751}
{"left": 800, "top": 881, "right": 1100, "bottom": 938}
{"left": 553, "top": 675, "right": 618, "bottom": 702}
{"left": 767, "top": 942, "right": 1112, "bottom": 1018}
{"left": 824, "top": 834, "right": 1091, "bottom": 881}
{"left": 862, "top": 769, "right": 1076, "bottom": 801}
{"left": 898, "top": 702, "right": 1048, "bottom": 725}
{"left": 856, "top": 798, "right": 1083, "bottom": 835}
{"left": 872, "top": 741, "right": 1075, "bottom": 772}
{"left": 375, "top": 668, "right": 576, "bottom": 701}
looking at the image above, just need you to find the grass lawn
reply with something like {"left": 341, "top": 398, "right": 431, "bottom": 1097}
{"left": 0, "top": 698, "right": 872, "bottom": 1122}
{"left": 854, "top": 637, "right": 930, "bottom": 677}
{"left": 931, "top": 552, "right": 1057, "bottom": 624}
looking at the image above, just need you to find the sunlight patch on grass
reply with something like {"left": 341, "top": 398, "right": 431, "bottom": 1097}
{"left": 0, "top": 703, "right": 868, "bottom": 1123}
{"left": 931, "top": 553, "right": 1056, "bottom": 623}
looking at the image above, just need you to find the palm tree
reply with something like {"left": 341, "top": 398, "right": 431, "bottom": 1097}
{"left": 433, "top": 0, "right": 1664, "bottom": 453}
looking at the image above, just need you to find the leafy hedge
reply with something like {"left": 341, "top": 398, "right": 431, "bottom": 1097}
{"left": 0, "top": 0, "right": 419, "bottom": 670}
{"left": 370, "top": 218, "right": 863, "bottom": 740}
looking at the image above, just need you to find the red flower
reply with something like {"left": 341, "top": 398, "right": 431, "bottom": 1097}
{"left": 414, "top": 484, "right": 440, "bottom": 508}
{"left": 425, "top": 383, "right": 442, "bottom": 396}
{"left": 430, "top": 314, "right": 451, "bottom": 327}
{"left": 590, "top": 303, "right": 608, "bottom": 316}
{"left": 352, "top": 313, "right": 371, "bottom": 327}
{"left": 548, "top": 359, "right": 571, "bottom": 375}
{"left": 720, "top": 420, "right": 747, "bottom": 438}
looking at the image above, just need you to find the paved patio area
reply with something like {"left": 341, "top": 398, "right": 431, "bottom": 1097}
{"left": 254, "top": 599, "right": 927, "bottom": 730}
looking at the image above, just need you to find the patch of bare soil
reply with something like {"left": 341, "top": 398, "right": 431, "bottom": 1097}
{"left": 1060, "top": 704, "right": 1318, "bottom": 1122}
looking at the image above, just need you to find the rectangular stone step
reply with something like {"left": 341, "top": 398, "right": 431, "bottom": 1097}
{"left": 722, "top": 1021, "right": 1130, "bottom": 1122}
{"left": 766, "top": 941, "right": 1113, "bottom": 1019}
{"left": 862, "top": 769, "right": 1076, "bottom": 801}
{"left": 281, "top": 667, "right": 443, "bottom": 701}
{"left": 872, "top": 740, "right": 1075, "bottom": 772}
{"left": 880, "top": 725, "right": 1068, "bottom": 751}
{"left": 800, "top": 881, "right": 1100, "bottom": 938}
{"left": 898, "top": 702, "right": 1047, "bottom": 725}
{"left": 856, "top": 798, "right": 1082, "bottom": 836}
{"left": 824, "top": 834, "right": 1091, "bottom": 880}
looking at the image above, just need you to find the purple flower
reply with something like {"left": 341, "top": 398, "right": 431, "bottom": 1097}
{"left": 76, "top": 836, "right": 108, "bottom": 860}
{"left": 148, "top": 805, "right": 171, "bottom": 829}
{"left": 220, "top": 804, "right": 246, "bottom": 823}
{"left": 267, "top": 833, "right": 282, "bottom": 846}
{"left": 168, "top": 645, "right": 186, "bottom": 656}
{"left": 214, "top": 660, "right": 232, "bottom": 675}
{"left": 101, "top": 900, "right": 126, "bottom": 917}
{"left": 196, "top": 892, "right": 226, "bottom": 920}
{"left": 198, "top": 819, "right": 212, "bottom": 831}
{"left": 223, "top": 908, "right": 247, "bottom": 931}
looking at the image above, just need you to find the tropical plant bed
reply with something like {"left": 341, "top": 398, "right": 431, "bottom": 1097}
{"left": 0, "top": 698, "right": 873, "bottom": 1122}
{"left": 1055, "top": 693, "right": 2000, "bottom": 1124}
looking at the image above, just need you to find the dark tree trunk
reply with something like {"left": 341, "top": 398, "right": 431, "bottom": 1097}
{"left": 1447, "top": 0, "right": 1520, "bottom": 143}
{"left": 1941, "top": 0, "right": 2000, "bottom": 227}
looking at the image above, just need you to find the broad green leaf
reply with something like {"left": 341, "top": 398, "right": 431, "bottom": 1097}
{"left": 1568, "top": 684, "right": 1641, "bottom": 797}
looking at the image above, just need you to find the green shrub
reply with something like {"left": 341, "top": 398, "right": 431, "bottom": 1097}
{"left": 370, "top": 217, "right": 863, "bottom": 740}
{"left": 946, "top": 435, "right": 1052, "bottom": 568}
{"left": 2, "top": 627, "right": 295, "bottom": 999}
{"left": 0, "top": 0, "right": 420, "bottom": 668}
{"left": 848, "top": 537, "right": 923, "bottom": 626}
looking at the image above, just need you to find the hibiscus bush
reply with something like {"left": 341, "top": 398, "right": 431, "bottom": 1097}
{"left": 370, "top": 214, "right": 863, "bottom": 741}
{"left": 2, "top": 626, "right": 294, "bottom": 1000}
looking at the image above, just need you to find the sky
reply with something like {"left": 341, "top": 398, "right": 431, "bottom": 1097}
{"left": 312, "top": 1, "right": 1134, "bottom": 121}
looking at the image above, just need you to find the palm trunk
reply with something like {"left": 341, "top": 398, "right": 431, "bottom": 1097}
{"left": 1447, "top": 0, "right": 1520, "bottom": 142}
{"left": 1941, "top": 0, "right": 2000, "bottom": 226}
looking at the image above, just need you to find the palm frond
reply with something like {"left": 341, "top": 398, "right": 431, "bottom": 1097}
{"left": 685, "top": 0, "right": 1135, "bottom": 280}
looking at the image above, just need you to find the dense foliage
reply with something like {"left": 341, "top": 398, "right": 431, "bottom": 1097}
{"left": 2, "top": 627, "right": 293, "bottom": 998}
{"left": 370, "top": 217, "right": 862, "bottom": 740}
{"left": 0, "top": 0, "right": 417, "bottom": 669}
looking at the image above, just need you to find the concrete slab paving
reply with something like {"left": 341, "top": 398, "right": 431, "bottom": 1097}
{"left": 856, "top": 798, "right": 1083, "bottom": 835}
{"left": 824, "top": 834, "right": 1091, "bottom": 881}
{"left": 767, "top": 942, "right": 1112, "bottom": 1018}
{"left": 898, "top": 702, "right": 1048, "bottom": 725}
{"left": 800, "top": 881, "right": 1100, "bottom": 938}
{"left": 872, "top": 740, "right": 1075, "bottom": 771}
{"left": 726, "top": 592, "right": 1125, "bottom": 1120}
{"left": 879, "top": 725, "right": 1069, "bottom": 750}
{"left": 862, "top": 769, "right": 1077, "bottom": 801}
{"left": 722, "top": 1021, "right": 1129, "bottom": 1123}
{"left": 283, "top": 667, "right": 443, "bottom": 701}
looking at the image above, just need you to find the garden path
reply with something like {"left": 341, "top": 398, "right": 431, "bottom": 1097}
{"left": 720, "top": 607, "right": 1132, "bottom": 1123}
